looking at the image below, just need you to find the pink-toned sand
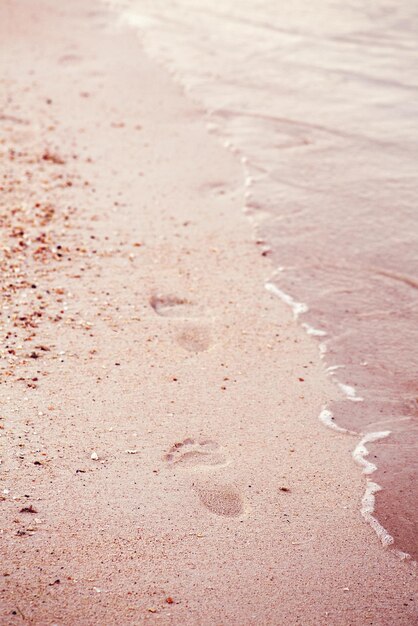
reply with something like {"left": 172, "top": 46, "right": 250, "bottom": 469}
{"left": 0, "top": 1, "right": 416, "bottom": 624}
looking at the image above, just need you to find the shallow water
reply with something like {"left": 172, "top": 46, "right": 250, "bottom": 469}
{"left": 108, "top": 0, "right": 418, "bottom": 558}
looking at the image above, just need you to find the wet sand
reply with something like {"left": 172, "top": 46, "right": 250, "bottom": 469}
{"left": 0, "top": 1, "right": 417, "bottom": 624}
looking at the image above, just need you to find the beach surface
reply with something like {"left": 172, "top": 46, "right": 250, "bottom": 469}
{"left": 0, "top": 1, "right": 417, "bottom": 624}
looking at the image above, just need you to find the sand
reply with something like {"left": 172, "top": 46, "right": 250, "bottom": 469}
{"left": 0, "top": 1, "right": 416, "bottom": 624}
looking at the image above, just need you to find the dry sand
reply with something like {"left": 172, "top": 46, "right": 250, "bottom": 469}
{"left": 0, "top": 1, "right": 416, "bottom": 624}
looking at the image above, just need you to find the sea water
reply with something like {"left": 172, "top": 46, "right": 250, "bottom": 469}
{"left": 107, "top": 0, "right": 418, "bottom": 559}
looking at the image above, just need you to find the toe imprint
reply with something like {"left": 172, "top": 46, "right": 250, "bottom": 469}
{"left": 164, "top": 438, "right": 226, "bottom": 468}
{"left": 194, "top": 483, "right": 244, "bottom": 517}
{"left": 199, "top": 180, "right": 229, "bottom": 196}
{"left": 58, "top": 54, "right": 83, "bottom": 65}
{"left": 150, "top": 294, "right": 196, "bottom": 318}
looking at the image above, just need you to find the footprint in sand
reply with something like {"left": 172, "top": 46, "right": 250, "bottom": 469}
{"left": 193, "top": 482, "right": 244, "bottom": 517}
{"left": 150, "top": 294, "right": 213, "bottom": 352}
{"left": 199, "top": 180, "right": 229, "bottom": 197}
{"left": 176, "top": 324, "right": 212, "bottom": 353}
{"left": 58, "top": 54, "right": 83, "bottom": 65}
{"left": 164, "top": 438, "right": 227, "bottom": 468}
{"left": 164, "top": 439, "right": 244, "bottom": 517}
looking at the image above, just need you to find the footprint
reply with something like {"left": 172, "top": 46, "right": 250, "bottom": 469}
{"left": 176, "top": 325, "right": 212, "bottom": 353}
{"left": 164, "top": 438, "right": 227, "bottom": 468}
{"left": 193, "top": 482, "right": 244, "bottom": 517}
{"left": 150, "top": 294, "right": 197, "bottom": 318}
{"left": 165, "top": 440, "right": 244, "bottom": 518}
{"left": 199, "top": 180, "right": 229, "bottom": 196}
{"left": 58, "top": 54, "right": 83, "bottom": 65}
{"left": 0, "top": 114, "right": 30, "bottom": 126}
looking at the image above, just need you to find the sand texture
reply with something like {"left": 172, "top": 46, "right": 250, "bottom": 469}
{"left": 0, "top": 1, "right": 416, "bottom": 624}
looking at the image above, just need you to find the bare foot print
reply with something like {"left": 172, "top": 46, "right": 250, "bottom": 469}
{"left": 164, "top": 438, "right": 227, "bottom": 468}
{"left": 193, "top": 482, "right": 244, "bottom": 517}
{"left": 199, "top": 180, "right": 229, "bottom": 196}
{"left": 150, "top": 294, "right": 198, "bottom": 318}
{"left": 164, "top": 440, "right": 244, "bottom": 517}
{"left": 58, "top": 54, "right": 83, "bottom": 65}
{"left": 176, "top": 325, "right": 212, "bottom": 352}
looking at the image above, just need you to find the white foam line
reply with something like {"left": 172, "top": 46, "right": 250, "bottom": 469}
{"left": 301, "top": 322, "right": 327, "bottom": 337}
{"left": 338, "top": 381, "right": 364, "bottom": 402}
{"left": 394, "top": 549, "right": 412, "bottom": 561}
{"left": 317, "top": 390, "right": 402, "bottom": 555}
{"left": 318, "top": 407, "right": 350, "bottom": 433}
{"left": 353, "top": 430, "right": 391, "bottom": 474}
{"left": 264, "top": 273, "right": 398, "bottom": 552}
{"left": 326, "top": 364, "right": 344, "bottom": 373}
{"left": 352, "top": 431, "right": 398, "bottom": 548}
{"left": 265, "top": 282, "right": 308, "bottom": 319}
{"left": 361, "top": 482, "right": 394, "bottom": 547}
{"left": 322, "top": 375, "right": 411, "bottom": 558}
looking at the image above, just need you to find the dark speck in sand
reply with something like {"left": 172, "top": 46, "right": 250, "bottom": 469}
{"left": 20, "top": 505, "right": 38, "bottom": 514}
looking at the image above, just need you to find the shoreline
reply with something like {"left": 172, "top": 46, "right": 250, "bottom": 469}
{"left": 109, "top": 0, "right": 418, "bottom": 562}
{"left": 106, "top": 0, "right": 415, "bottom": 562}
{"left": 0, "top": 1, "right": 417, "bottom": 624}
